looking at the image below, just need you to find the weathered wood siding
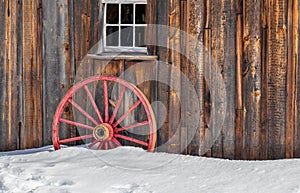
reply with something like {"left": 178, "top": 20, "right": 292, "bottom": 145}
{"left": 0, "top": 0, "right": 299, "bottom": 160}
{"left": 0, "top": 0, "right": 101, "bottom": 150}
{"left": 153, "top": 0, "right": 300, "bottom": 160}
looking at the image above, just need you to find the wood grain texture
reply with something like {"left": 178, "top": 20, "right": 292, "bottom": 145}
{"left": 0, "top": 0, "right": 20, "bottom": 151}
{"left": 5, "top": 0, "right": 16, "bottom": 150}
{"left": 185, "top": 0, "right": 204, "bottom": 156}
{"left": 296, "top": 0, "right": 300, "bottom": 158}
{"left": 209, "top": 0, "right": 236, "bottom": 159}
{"left": 89, "top": 0, "right": 100, "bottom": 48}
{"left": 210, "top": 0, "right": 223, "bottom": 158}
{"left": 242, "top": 0, "right": 262, "bottom": 160}
{"left": 155, "top": 0, "right": 169, "bottom": 152}
{"left": 135, "top": 61, "right": 157, "bottom": 148}
{"left": 260, "top": 0, "right": 269, "bottom": 160}
{"left": 147, "top": 0, "right": 156, "bottom": 55}
{"left": 20, "top": 0, "right": 43, "bottom": 149}
{"left": 202, "top": 0, "right": 212, "bottom": 157}
{"left": 180, "top": 0, "right": 187, "bottom": 155}
{"left": 222, "top": 0, "right": 236, "bottom": 159}
{"left": 267, "top": 0, "right": 288, "bottom": 159}
{"left": 167, "top": 0, "right": 181, "bottom": 154}
{"left": 42, "top": 0, "right": 74, "bottom": 145}
{"left": 235, "top": 0, "right": 243, "bottom": 159}
{"left": 74, "top": 0, "right": 89, "bottom": 70}
{"left": 285, "top": 0, "right": 298, "bottom": 158}
{"left": 0, "top": 0, "right": 7, "bottom": 151}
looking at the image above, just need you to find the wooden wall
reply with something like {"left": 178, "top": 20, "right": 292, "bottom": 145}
{"left": 0, "top": 0, "right": 299, "bottom": 160}
{"left": 152, "top": 0, "right": 300, "bottom": 160}
{"left": 0, "top": 0, "right": 100, "bottom": 151}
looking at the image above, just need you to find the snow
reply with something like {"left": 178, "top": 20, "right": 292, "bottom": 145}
{"left": 0, "top": 146, "right": 300, "bottom": 193}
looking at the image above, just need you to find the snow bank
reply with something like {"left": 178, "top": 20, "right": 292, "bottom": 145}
{"left": 0, "top": 146, "right": 299, "bottom": 193}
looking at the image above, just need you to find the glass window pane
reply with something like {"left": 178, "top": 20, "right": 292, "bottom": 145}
{"left": 135, "top": 4, "right": 146, "bottom": 24}
{"left": 121, "top": 4, "right": 133, "bottom": 24}
{"left": 106, "top": 4, "right": 119, "bottom": 24}
{"left": 106, "top": 26, "right": 119, "bottom": 46}
{"left": 135, "top": 26, "right": 146, "bottom": 47}
{"left": 121, "top": 26, "right": 133, "bottom": 46}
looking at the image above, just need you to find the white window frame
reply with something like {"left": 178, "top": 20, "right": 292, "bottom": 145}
{"left": 102, "top": 0, "right": 147, "bottom": 53}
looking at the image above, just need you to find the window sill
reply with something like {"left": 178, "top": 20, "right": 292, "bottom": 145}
{"left": 86, "top": 53, "right": 157, "bottom": 61}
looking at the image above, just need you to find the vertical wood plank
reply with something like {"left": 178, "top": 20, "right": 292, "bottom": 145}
{"left": 89, "top": 0, "right": 100, "bottom": 48}
{"left": 235, "top": 0, "right": 243, "bottom": 159}
{"left": 296, "top": 0, "right": 300, "bottom": 158}
{"left": 147, "top": 0, "right": 156, "bottom": 55}
{"left": 167, "top": 0, "right": 181, "bottom": 154}
{"left": 222, "top": 0, "right": 236, "bottom": 159}
{"left": 242, "top": 0, "right": 262, "bottom": 160}
{"left": 210, "top": 0, "right": 237, "bottom": 159}
{"left": 72, "top": 0, "right": 92, "bottom": 141}
{"left": 7, "top": 0, "right": 21, "bottom": 150}
{"left": 285, "top": 0, "right": 298, "bottom": 158}
{"left": 210, "top": 0, "right": 223, "bottom": 158}
{"left": 73, "top": 0, "right": 100, "bottom": 70}
{"left": 74, "top": 0, "right": 88, "bottom": 70}
{"left": 202, "top": 0, "right": 212, "bottom": 157}
{"left": 180, "top": 0, "right": 187, "bottom": 155}
{"left": 135, "top": 60, "right": 156, "bottom": 148}
{"left": 123, "top": 61, "right": 137, "bottom": 147}
{"left": 156, "top": 0, "right": 169, "bottom": 152}
{"left": 0, "top": 0, "right": 21, "bottom": 151}
{"left": 155, "top": 0, "right": 169, "bottom": 62}
{"left": 260, "top": 0, "right": 269, "bottom": 160}
{"left": 267, "top": 0, "right": 288, "bottom": 159}
{"left": 98, "top": 1, "right": 104, "bottom": 53}
{"left": 43, "top": 0, "right": 74, "bottom": 145}
{"left": 0, "top": 0, "right": 7, "bottom": 151}
{"left": 186, "top": 0, "right": 204, "bottom": 156}
{"left": 21, "top": 0, "right": 43, "bottom": 149}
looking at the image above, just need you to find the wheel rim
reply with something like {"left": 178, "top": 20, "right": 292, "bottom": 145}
{"left": 52, "top": 76, "right": 157, "bottom": 151}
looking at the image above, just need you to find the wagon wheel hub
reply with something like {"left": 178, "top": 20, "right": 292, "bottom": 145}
{"left": 93, "top": 123, "right": 113, "bottom": 141}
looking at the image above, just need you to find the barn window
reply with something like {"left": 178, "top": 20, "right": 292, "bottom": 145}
{"left": 102, "top": 0, "right": 147, "bottom": 53}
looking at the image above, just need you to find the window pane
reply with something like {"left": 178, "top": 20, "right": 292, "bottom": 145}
{"left": 121, "top": 26, "right": 133, "bottom": 46}
{"left": 135, "top": 4, "right": 146, "bottom": 24}
{"left": 121, "top": 4, "right": 133, "bottom": 24}
{"left": 135, "top": 26, "right": 146, "bottom": 47}
{"left": 106, "top": 4, "right": 119, "bottom": 24}
{"left": 106, "top": 26, "right": 119, "bottom": 46}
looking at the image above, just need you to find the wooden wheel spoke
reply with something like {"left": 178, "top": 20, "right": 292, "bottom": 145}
{"left": 104, "top": 142, "right": 109, "bottom": 150}
{"left": 115, "top": 121, "right": 149, "bottom": 132}
{"left": 88, "top": 140, "right": 99, "bottom": 148}
{"left": 108, "top": 140, "right": 115, "bottom": 149}
{"left": 113, "top": 100, "right": 141, "bottom": 127}
{"left": 97, "top": 142, "right": 104, "bottom": 150}
{"left": 59, "top": 134, "right": 94, "bottom": 144}
{"left": 84, "top": 85, "right": 104, "bottom": 124}
{"left": 68, "top": 99, "right": 99, "bottom": 126}
{"left": 104, "top": 80, "right": 109, "bottom": 122}
{"left": 59, "top": 118, "right": 94, "bottom": 131}
{"left": 112, "top": 138, "right": 122, "bottom": 146}
{"left": 114, "top": 134, "right": 148, "bottom": 147}
{"left": 109, "top": 86, "right": 126, "bottom": 124}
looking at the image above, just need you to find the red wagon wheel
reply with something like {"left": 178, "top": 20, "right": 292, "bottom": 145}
{"left": 52, "top": 76, "right": 157, "bottom": 152}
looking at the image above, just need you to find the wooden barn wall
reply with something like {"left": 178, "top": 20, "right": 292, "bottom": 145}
{"left": 0, "top": 0, "right": 101, "bottom": 151}
{"left": 0, "top": 0, "right": 299, "bottom": 160}
{"left": 153, "top": 0, "right": 300, "bottom": 160}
